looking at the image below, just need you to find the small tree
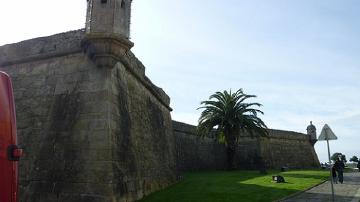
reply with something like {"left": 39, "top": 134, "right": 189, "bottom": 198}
{"left": 349, "top": 156, "right": 359, "bottom": 163}
{"left": 331, "top": 152, "right": 347, "bottom": 163}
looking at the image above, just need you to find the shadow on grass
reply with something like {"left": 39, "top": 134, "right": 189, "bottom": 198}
{"left": 140, "top": 182, "right": 298, "bottom": 202}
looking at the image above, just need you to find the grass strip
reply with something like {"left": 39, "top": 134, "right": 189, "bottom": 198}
{"left": 140, "top": 170, "right": 328, "bottom": 202}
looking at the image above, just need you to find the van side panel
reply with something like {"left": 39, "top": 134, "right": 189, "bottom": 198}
{"left": 0, "top": 72, "right": 18, "bottom": 202}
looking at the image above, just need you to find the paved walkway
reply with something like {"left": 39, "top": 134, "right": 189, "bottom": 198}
{"left": 281, "top": 172, "right": 360, "bottom": 202}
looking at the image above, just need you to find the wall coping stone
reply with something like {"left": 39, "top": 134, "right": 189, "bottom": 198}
{"left": 0, "top": 29, "right": 84, "bottom": 66}
{"left": 172, "top": 120, "right": 311, "bottom": 141}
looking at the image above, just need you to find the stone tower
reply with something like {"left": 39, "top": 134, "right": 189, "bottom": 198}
{"left": 85, "top": 0, "right": 131, "bottom": 38}
{"left": 82, "top": 0, "right": 134, "bottom": 68}
{"left": 307, "top": 121, "right": 317, "bottom": 146}
{"left": 0, "top": 0, "right": 177, "bottom": 201}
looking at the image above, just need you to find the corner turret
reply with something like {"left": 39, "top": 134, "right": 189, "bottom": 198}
{"left": 85, "top": 0, "right": 132, "bottom": 38}
{"left": 82, "top": 0, "right": 134, "bottom": 68}
{"left": 306, "top": 121, "right": 317, "bottom": 146}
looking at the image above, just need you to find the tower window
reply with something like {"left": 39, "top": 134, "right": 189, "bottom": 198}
{"left": 101, "top": 0, "right": 107, "bottom": 4}
{"left": 121, "top": 0, "right": 125, "bottom": 8}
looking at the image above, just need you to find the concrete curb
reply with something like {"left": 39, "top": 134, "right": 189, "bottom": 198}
{"left": 274, "top": 179, "right": 328, "bottom": 202}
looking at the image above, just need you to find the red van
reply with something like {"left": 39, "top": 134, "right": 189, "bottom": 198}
{"left": 0, "top": 71, "right": 22, "bottom": 202}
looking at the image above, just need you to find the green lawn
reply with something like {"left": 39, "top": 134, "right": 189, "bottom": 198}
{"left": 140, "top": 170, "right": 329, "bottom": 202}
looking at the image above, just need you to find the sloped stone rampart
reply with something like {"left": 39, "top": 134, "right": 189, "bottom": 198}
{"left": 0, "top": 30, "right": 176, "bottom": 202}
{"left": 0, "top": 29, "right": 319, "bottom": 202}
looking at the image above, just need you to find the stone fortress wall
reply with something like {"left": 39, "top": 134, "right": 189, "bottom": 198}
{"left": 0, "top": 30, "right": 320, "bottom": 201}
{"left": 0, "top": 30, "right": 177, "bottom": 202}
{"left": 174, "top": 121, "right": 320, "bottom": 172}
{"left": 0, "top": 1, "right": 319, "bottom": 201}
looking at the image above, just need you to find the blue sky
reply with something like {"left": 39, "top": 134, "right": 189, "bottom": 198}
{"left": 0, "top": 0, "right": 359, "bottom": 162}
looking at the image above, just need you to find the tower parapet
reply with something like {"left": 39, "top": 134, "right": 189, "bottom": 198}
{"left": 82, "top": 0, "right": 134, "bottom": 68}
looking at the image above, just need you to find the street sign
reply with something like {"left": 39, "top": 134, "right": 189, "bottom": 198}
{"left": 317, "top": 123, "right": 337, "bottom": 202}
{"left": 318, "top": 124, "right": 337, "bottom": 141}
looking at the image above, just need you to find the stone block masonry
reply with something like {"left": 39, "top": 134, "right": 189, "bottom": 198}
{"left": 174, "top": 121, "right": 227, "bottom": 171}
{"left": 173, "top": 121, "right": 320, "bottom": 172}
{"left": 0, "top": 29, "right": 176, "bottom": 202}
{"left": 262, "top": 129, "right": 320, "bottom": 169}
{"left": 0, "top": 29, "right": 319, "bottom": 201}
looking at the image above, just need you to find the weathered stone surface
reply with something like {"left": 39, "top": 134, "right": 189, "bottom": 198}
{"left": 261, "top": 129, "right": 320, "bottom": 168}
{"left": 0, "top": 30, "right": 84, "bottom": 66}
{"left": 0, "top": 30, "right": 176, "bottom": 202}
{"left": 85, "top": 0, "right": 132, "bottom": 39}
{"left": 174, "top": 121, "right": 227, "bottom": 171}
{"left": 173, "top": 121, "right": 320, "bottom": 171}
{"left": 0, "top": 27, "right": 319, "bottom": 202}
{"left": 81, "top": 33, "right": 134, "bottom": 69}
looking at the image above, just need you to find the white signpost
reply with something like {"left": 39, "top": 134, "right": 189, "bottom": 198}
{"left": 318, "top": 124, "right": 337, "bottom": 202}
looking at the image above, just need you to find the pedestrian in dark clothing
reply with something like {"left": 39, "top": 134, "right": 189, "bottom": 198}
{"left": 357, "top": 161, "right": 360, "bottom": 172}
{"left": 331, "top": 166, "right": 337, "bottom": 184}
{"left": 334, "top": 159, "right": 345, "bottom": 184}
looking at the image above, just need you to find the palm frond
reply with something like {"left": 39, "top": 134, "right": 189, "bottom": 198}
{"left": 197, "top": 88, "right": 268, "bottom": 142}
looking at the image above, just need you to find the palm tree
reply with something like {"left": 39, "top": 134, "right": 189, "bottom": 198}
{"left": 197, "top": 89, "right": 268, "bottom": 171}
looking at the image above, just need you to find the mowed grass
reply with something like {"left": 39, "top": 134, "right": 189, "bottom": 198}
{"left": 140, "top": 170, "right": 328, "bottom": 202}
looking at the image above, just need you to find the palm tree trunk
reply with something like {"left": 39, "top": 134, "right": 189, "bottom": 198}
{"left": 225, "top": 132, "right": 236, "bottom": 170}
{"left": 226, "top": 145, "right": 235, "bottom": 170}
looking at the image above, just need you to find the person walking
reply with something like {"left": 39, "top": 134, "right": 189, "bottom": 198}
{"left": 331, "top": 165, "right": 338, "bottom": 184}
{"left": 357, "top": 161, "right": 360, "bottom": 172}
{"left": 334, "top": 158, "right": 345, "bottom": 184}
